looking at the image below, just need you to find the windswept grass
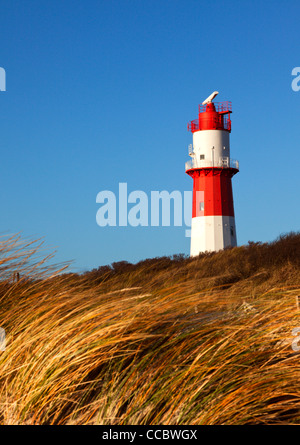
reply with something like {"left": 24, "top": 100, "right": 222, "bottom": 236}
{"left": 0, "top": 232, "right": 300, "bottom": 424}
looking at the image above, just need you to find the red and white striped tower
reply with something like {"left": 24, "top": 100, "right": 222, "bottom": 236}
{"left": 186, "top": 92, "right": 239, "bottom": 256}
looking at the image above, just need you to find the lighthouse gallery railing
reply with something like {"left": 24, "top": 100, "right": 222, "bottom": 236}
{"left": 185, "top": 157, "right": 239, "bottom": 172}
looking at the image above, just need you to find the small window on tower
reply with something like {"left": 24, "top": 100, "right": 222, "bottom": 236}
{"left": 199, "top": 202, "right": 204, "bottom": 212}
{"left": 200, "top": 154, "right": 205, "bottom": 160}
{"left": 230, "top": 226, "right": 234, "bottom": 236}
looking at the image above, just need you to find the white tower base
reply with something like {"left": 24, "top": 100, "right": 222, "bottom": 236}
{"left": 190, "top": 216, "right": 237, "bottom": 256}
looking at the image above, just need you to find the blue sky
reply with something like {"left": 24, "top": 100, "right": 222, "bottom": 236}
{"left": 0, "top": 0, "right": 299, "bottom": 272}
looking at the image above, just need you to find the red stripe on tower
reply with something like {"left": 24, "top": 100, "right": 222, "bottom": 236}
{"left": 185, "top": 91, "right": 239, "bottom": 256}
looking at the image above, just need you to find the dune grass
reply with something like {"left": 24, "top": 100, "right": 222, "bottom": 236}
{"left": 0, "top": 232, "right": 299, "bottom": 424}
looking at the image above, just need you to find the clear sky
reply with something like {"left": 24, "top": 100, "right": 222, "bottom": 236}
{"left": 0, "top": 0, "right": 299, "bottom": 272}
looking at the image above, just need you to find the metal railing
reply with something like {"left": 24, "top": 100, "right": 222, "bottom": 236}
{"left": 187, "top": 102, "right": 232, "bottom": 133}
{"left": 185, "top": 157, "right": 239, "bottom": 172}
{"left": 198, "top": 101, "right": 232, "bottom": 114}
{"left": 188, "top": 144, "right": 194, "bottom": 155}
{"left": 187, "top": 115, "right": 231, "bottom": 132}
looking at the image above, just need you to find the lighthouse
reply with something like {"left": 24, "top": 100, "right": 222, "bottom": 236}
{"left": 186, "top": 91, "right": 239, "bottom": 256}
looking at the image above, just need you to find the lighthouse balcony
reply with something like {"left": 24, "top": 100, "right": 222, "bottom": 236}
{"left": 185, "top": 157, "right": 239, "bottom": 172}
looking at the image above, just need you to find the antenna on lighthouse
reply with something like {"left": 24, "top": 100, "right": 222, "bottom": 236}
{"left": 202, "top": 91, "right": 219, "bottom": 105}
